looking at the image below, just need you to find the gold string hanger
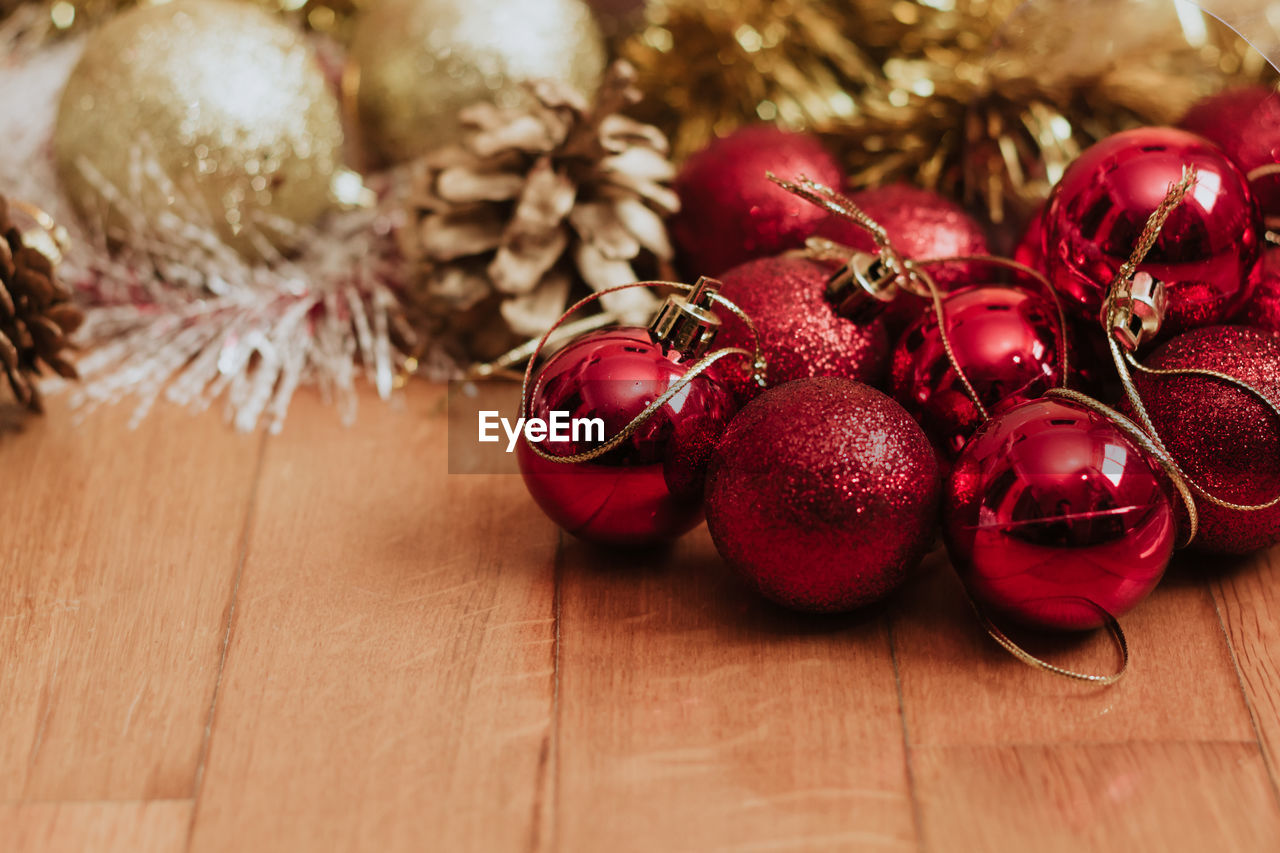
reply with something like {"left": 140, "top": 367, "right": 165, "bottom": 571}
{"left": 506, "top": 277, "right": 766, "bottom": 467}
{"left": 767, "top": 172, "right": 1071, "bottom": 422}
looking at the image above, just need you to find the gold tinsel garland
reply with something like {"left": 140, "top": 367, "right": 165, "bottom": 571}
{"left": 624, "top": 0, "right": 1276, "bottom": 223}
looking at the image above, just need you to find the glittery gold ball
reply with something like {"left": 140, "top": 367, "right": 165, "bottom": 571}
{"left": 54, "top": 0, "right": 344, "bottom": 257}
{"left": 348, "top": 0, "right": 606, "bottom": 165}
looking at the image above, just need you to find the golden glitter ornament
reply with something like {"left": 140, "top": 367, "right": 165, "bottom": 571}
{"left": 53, "top": 0, "right": 344, "bottom": 257}
{"left": 347, "top": 0, "right": 607, "bottom": 165}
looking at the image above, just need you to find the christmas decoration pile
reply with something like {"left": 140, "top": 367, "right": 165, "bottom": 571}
{"left": 510, "top": 112, "right": 1280, "bottom": 682}
{"left": 4, "top": 0, "right": 1280, "bottom": 680}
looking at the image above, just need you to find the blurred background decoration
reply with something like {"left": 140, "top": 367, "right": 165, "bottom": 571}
{"left": 623, "top": 0, "right": 1276, "bottom": 225}
{"left": 0, "top": 0, "right": 1278, "bottom": 427}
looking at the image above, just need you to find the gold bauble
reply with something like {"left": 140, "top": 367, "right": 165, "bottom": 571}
{"left": 348, "top": 0, "right": 606, "bottom": 165}
{"left": 54, "top": 0, "right": 344, "bottom": 256}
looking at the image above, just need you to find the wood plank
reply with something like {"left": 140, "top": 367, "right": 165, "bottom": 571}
{"left": 1209, "top": 546, "right": 1280, "bottom": 782}
{"left": 912, "top": 741, "right": 1280, "bottom": 853}
{"left": 891, "top": 552, "right": 1257, "bottom": 747}
{"left": 187, "top": 387, "right": 561, "bottom": 853}
{"left": 0, "top": 400, "right": 262, "bottom": 801}
{"left": 0, "top": 799, "right": 192, "bottom": 853}
{"left": 554, "top": 527, "right": 916, "bottom": 853}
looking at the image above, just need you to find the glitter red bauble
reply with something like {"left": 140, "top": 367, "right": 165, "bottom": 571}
{"left": 1239, "top": 250, "right": 1280, "bottom": 333}
{"left": 1127, "top": 325, "right": 1280, "bottom": 555}
{"left": 1043, "top": 127, "right": 1260, "bottom": 335}
{"left": 1181, "top": 86, "right": 1280, "bottom": 217}
{"left": 705, "top": 377, "right": 940, "bottom": 612}
{"left": 945, "top": 397, "right": 1176, "bottom": 631}
{"left": 669, "top": 125, "right": 842, "bottom": 277}
{"left": 889, "top": 285, "right": 1063, "bottom": 459}
{"left": 517, "top": 326, "right": 738, "bottom": 545}
{"left": 813, "top": 183, "right": 990, "bottom": 334}
{"left": 715, "top": 254, "right": 890, "bottom": 401}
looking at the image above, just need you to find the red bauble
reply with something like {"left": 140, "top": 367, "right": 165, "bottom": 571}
{"left": 715, "top": 255, "right": 890, "bottom": 401}
{"left": 1239, "top": 250, "right": 1280, "bottom": 333}
{"left": 1043, "top": 127, "right": 1260, "bottom": 334}
{"left": 1128, "top": 325, "right": 1280, "bottom": 554}
{"left": 705, "top": 377, "right": 939, "bottom": 612}
{"left": 1181, "top": 86, "right": 1280, "bottom": 216}
{"left": 889, "top": 285, "right": 1063, "bottom": 458}
{"left": 517, "top": 327, "right": 738, "bottom": 545}
{"left": 945, "top": 397, "right": 1176, "bottom": 631}
{"left": 813, "top": 183, "right": 990, "bottom": 334}
{"left": 670, "top": 125, "right": 843, "bottom": 277}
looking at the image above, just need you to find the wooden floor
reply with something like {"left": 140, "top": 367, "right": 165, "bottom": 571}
{"left": 3, "top": 384, "right": 1280, "bottom": 852}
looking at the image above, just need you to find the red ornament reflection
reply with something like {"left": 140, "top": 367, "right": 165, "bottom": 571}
{"left": 1043, "top": 127, "right": 1260, "bottom": 335}
{"left": 890, "top": 284, "right": 1063, "bottom": 459}
{"left": 517, "top": 327, "right": 738, "bottom": 546}
{"left": 944, "top": 397, "right": 1176, "bottom": 631}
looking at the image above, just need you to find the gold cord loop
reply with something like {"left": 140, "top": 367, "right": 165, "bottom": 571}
{"left": 967, "top": 594, "right": 1129, "bottom": 685}
{"left": 772, "top": 173, "right": 1070, "bottom": 419}
{"left": 503, "top": 280, "right": 766, "bottom": 466}
{"left": 1098, "top": 165, "right": 1280, "bottom": 532}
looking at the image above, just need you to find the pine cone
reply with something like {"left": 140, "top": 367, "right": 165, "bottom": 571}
{"left": 403, "top": 60, "right": 678, "bottom": 361}
{"left": 0, "top": 196, "right": 83, "bottom": 412}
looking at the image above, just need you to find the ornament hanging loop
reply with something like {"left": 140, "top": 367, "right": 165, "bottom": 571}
{"left": 774, "top": 173, "right": 1071, "bottom": 421}
{"left": 969, "top": 594, "right": 1129, "bottom": 686}
{"left": 515, "top": 279, "right": 767, "bottom": 466}
{"left": 767, "top": 173, "right": 920, "bottom": 323}
{"left": 1099, "top": 164, "right": 1196, "bottom": 352}
{"left": 1102, "top": 163, "right": 1280, "bottom": 533}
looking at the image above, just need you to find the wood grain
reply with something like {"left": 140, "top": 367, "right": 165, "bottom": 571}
{"left": 1209, "top": 548, "right": 1280, "bottom": 785}
{"left": 0, "top": 400, "right": 262, "bottom": 801}
{"left": 0, "top": 800, "right": 192, "bottom": 853}
{"left": 553, "top": 527, "right": 916, "bottom": 853}
{"left": 911, "top": 742, "right": 1280, "bottom": 853}
{"left": 4, "top": 386, "right": 1280, "bottom": 852}
{"left": 186, "top": 388, "right": 562, "bottom": 853}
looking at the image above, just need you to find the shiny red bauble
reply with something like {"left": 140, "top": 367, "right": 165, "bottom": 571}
{"left": 1043, "top": 127, "right": 1260, "bottom": 334}
{"left": 669, "top": 125, "right": 843, "bottom": 277}
{"left": 705, "top": 377, "right": 940, "bottom": 612}
{"left": 813, "top": 183, "right": 990, "bottom": 334}
{"left": 1240, "top": 250, "right": 1280, "bottom": 333}
{"left": 1129, "top": 325, "right": 1280, "bottom": 554}
{"left": 945, "top": 397, "right": 1176, "bottom": 631}
{"left": 517, "top": 326, "right": 738, "bottom": 546}
{"left": 889, "top": 285, "right": 1063, "bottom": 458}
{"left": 715, "top": 254, "right": 890, "bottom": 401}
{"left": 1181, "top": 86, "right": 1280, "bottom": 216}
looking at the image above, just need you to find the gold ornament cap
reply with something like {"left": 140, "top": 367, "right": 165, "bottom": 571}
{"left": 649, "top": 277, "right": 722, "bottom": 359}
{"left": 825, "top": 250, "right": 904, "bottom": 324}
{"left": 1106, "top": 271, "right": 1167, "bottom": 352}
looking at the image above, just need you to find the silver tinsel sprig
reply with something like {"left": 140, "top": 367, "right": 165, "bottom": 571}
{"left": 60, "top": 157, "right": 429, "bottom": 433}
